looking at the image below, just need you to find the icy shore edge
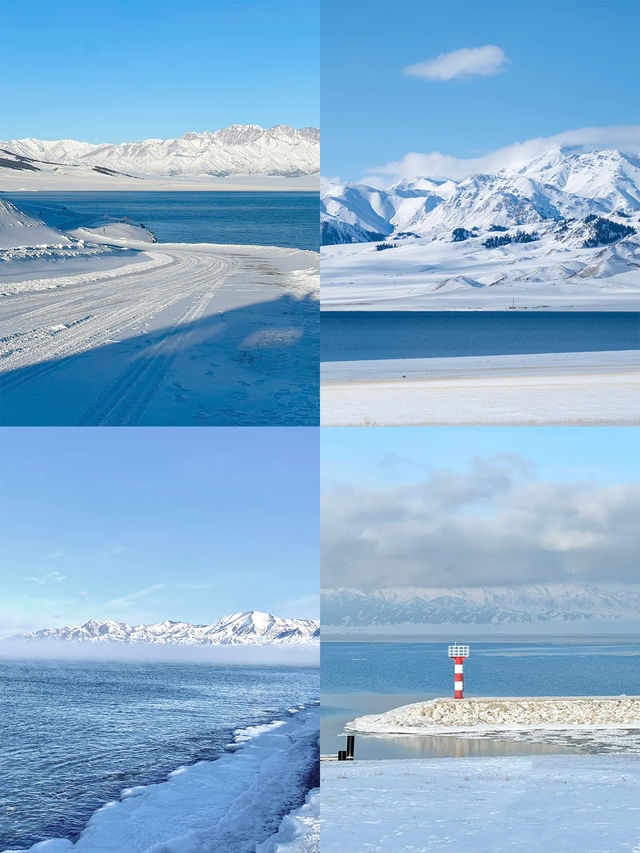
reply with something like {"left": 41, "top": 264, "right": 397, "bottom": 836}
{"left": 5, "top": 705, "right": 319, "bottom": 853}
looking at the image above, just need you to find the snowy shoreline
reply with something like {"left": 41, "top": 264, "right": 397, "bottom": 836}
{"left": 321, "top": 350, "right": 640, "bottom": 425}
{"left": 346, "top": 697, "right": 640, "bottom": 735}
{"left": 4, "top": 705, "right": 320, "bottom": 853}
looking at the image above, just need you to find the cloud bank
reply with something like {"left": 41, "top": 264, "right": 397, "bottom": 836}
{"left": 360, "top": 125, "right": 640, "bottom": 185}
{"left": 404, "top": 45, "right": 509, "bottom": 81}
{"left": 321, "top": 454, "right": 640, "bottom": 590}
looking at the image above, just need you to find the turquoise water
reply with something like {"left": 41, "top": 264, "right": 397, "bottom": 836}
{"left": 2, "top": 192, "right": 319, "bottom": 251}
{"left": 0, "top": 659, "right": 318, "bottom": 850}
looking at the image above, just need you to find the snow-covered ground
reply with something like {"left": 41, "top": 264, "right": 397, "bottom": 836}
{"left": 321, "top": 350, "right": 640, "bottom": 425}
{"left": 347, "top": 697, "right": 640, "bottom": 734}
{"left": 0, "top": 200, "right": 318, "bottom": 425}
{"left": 321, "top": 228, "right": 640, "bottom": 311}
{"left": 321, "top": 755, "right": 640, "bottom": 852}
{"left": 255, "top": 789, "right": 319, "bottom": 853}
{"left": 6, "top": 706, "right": 319, "bottom": 853}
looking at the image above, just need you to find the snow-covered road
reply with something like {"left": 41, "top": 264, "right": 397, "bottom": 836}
{"left": 0, "top": 241, "right": 318, "bottom": 425}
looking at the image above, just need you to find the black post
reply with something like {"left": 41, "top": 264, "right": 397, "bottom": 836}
{"left": 337, "top": 750, "right": 347, "bottom": 761}
{"left": 346, "top": 735, "right": 355, "bottom": 759}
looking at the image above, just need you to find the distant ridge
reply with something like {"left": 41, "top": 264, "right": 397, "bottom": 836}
{"left": 322, "top": 584, "right": 640, "bottom": 628}
{"left": 1, "top": 125, "right": 320, "bottom": 178}
{"left": 321, "top": 147, "right": 640, "bottom": 244}
{"left": 16, "top": 611, "right": 320, "bottom": 645}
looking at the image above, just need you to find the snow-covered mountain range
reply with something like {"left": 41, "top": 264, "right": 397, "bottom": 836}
{"left": 321, "top": 147, "right": 640, "bottom": 242}
{"left": 17, "top": 611, "right": 320, "bottom": 645}
{"left": 321, "top": 145, "right": 640, "bottom": 305}
{"left": 1, "top": 124, "right": 319, "bottom": 178}
{"left": 322, "top": 584, "right": 640, "bottom": 628}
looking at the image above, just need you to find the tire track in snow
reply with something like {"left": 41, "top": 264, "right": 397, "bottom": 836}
{"left": 78, "top": 285, "right": 221, "bottom": 426}
{"left": 0, "top": 250, "right": 233, "bottom": 405}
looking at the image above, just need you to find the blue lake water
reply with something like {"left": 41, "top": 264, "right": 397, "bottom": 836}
{"left": 320, "top": 311, "right": 640, "bottom": 361}
{"left": 321, "top": 640, "right": 640, "bottom": 758}
{"left": 0, "top": 659, "right": 318, "bottom": 850}
{"left": 1, "top": 192, "right": 319, "bottom": 251}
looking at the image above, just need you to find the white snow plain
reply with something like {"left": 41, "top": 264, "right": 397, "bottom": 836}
{"left": 6, "top": 706, "right": 319, "bottom": 853}
{"left": 321, "top": 231, "right": 640, "bottom": 311}
{"left": 321, "top": 755, "right": 640, "bottom": 852}
{"left": 0, "top": 201, "right": 318, "bottom": 425}
{"left": 321, "top": 350, "right": 640, "bottom": 425}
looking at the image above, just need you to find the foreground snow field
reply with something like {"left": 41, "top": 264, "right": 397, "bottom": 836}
{"left": 321, "top": 350, "right": 640, "bottom": 425}
{"left": 7, "top": 706, "right": 319, "bottom": 853}
{"left": 321, "top": 756, "right": 640, "bottom": 853}
{"left": 0, "top": 203, "right": 318, "bottom": 425}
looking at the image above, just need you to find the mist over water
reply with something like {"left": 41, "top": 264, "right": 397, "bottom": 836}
{"left": 0, "top": 639, "right": 319, "bottom": 666}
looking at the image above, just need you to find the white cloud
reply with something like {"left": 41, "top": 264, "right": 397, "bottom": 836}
{"left": 107, "top": 583, "right": 167, "bottom": 609}
{"left": 321, "top": 455, "right": 640, "bottom": 590}
{"left": 22, "top": 571, "right": 66, "bottom": 585}
{"left": 362, "top": 125, "right": 640, "bottom": 184}
{"left": 404, "top": 45, "right": 508, "bottom": 81}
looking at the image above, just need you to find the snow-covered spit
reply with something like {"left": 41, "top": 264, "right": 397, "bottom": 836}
{"left": 14, "top": 612, "right": 320, "bottom": 646}
{"left": 0, "top": 199, "right": 318, "bottom": 426}
{"left": 0, "top": 125, "right": 319, "bottom": 190}
{"left": 321, "top": 145, "right": 640, "bottom": 309}
{"left": 347, "top": 697, "right": 640, "bottom": 735}
{"left": 6, "top": 705, "right": 319, "bottom": 853}
{"left": 322, "top": 756, "right": 640, "bottom": 853}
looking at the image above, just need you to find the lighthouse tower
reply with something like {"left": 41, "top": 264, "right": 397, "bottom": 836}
{"left": 447, "top": 645, "right": 470, "bottom": 699}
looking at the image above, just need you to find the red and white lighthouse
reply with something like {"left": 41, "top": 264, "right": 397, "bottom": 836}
{"left": 448, "top": 645, "right": 470, "bottom": 699}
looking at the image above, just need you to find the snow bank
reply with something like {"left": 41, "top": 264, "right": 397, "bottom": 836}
{"left": 347, "top": 697, "right": 640, "bottom": 734}
{"left": 255, "top": 789, "right": 319, "bottom": 853}
{"left": 321, "top": 755, "right": 640, "bottom": 852}
{"left": 6, "top": 706, "right": 319, "bottom": 853}
{"left": 0, "top": 199, "right": 71, "bottom": 249}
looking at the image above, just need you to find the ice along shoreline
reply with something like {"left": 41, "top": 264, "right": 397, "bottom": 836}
{"left": 5, "top": 705, "right": 320, "bottom": 853}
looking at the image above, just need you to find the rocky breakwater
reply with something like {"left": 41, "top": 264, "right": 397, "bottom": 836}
{"left": 347, "top": 697, "right": 640, "bottom": 733}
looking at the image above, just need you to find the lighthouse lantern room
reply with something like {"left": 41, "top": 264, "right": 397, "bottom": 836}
{"left": 447, "top": 644, "right": 470, "bottom": 699}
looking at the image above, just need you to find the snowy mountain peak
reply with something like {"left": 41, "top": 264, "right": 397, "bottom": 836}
{"left": 321, "top": 145, "right": 640, "bottom": 245}
{"left": 1, "top": 124, "right": 320, "bottom": 178}
{"left": 16, "top": 611, "right": 320, "bottom": 645}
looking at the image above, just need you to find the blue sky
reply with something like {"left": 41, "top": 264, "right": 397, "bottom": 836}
{"left": 0, "top": 428, "right": 318, "bottom": 635}
{"left": 0, "top": 0, "right": 319, "bottom": 142}
{"left": 322, "top": 0, "right": 640, "bottom": 180}
{"left": 321, "top": 427, "right": 640, "bottom": 490}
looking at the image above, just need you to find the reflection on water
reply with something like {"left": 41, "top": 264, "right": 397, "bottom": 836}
{"left": 322, "top": 692, "right": 582, "bottom": 760}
